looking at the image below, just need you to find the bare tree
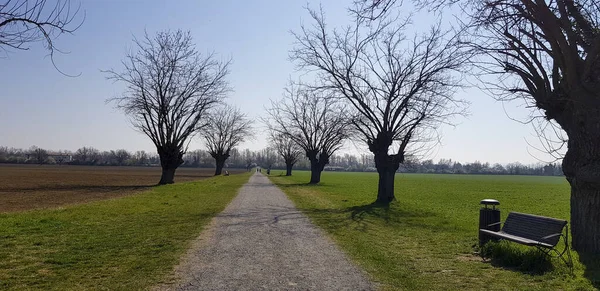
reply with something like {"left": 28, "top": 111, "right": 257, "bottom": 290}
{"left": 291, "top": 5, "right": 468, "bottom": 202}
{"left": 111, "top": 149, "right": 131, "bottom": 166}
{"left": 74, "top": 146, "right": 99, "bottom": 165}
{"left": 105, "top": 30, "right": 231, "bottom": 184}
{"left": 0, "top": 0, "right": 83, "bottom": 67}
{"left": 29, "top": 145, "right": 47, "bottom": 164}
{"left": 349, "top": 0, "right": 400, "bottom": 20}
{"left": 446, "top": 0, "right": 600, "bottom": 254}
{"left": 359, "top": 0, "right": 600, "bottom": 254}
{"left": 265, "top": 84, "right": 352, "bottom": 184}
{"left": 133, "top": 150, "right": 149, "bottom": 166}
{"left": 257, "top": 147, "right": 278, "bottom": 171}
{"left": 270, "top": 132, "right": 302, "bottom": 176}
{"left": 242, "top": 148, "right": 255, "bottom": 171}
{"left": 202, "top": 104, "right": 253, "bottom": 176}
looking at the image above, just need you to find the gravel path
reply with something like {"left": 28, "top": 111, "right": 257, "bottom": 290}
{"left": 161, "top": 172, "right": 374, "bottom": 291}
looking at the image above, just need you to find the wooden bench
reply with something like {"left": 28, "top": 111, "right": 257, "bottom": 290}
{"left": 479, "top": 212, "right": 573, "bottom": 267}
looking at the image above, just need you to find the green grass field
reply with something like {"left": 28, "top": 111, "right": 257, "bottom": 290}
{"left": 0, "top": 172, "right": 251, "bottom": 290}
{"left": 271, "top": 171, "right": 598, "bottom": 290}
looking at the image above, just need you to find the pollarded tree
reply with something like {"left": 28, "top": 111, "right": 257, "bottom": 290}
{"left": 105, "top": 30, "right": 230, "bottom": 184}
{"left": 404, "top": 0, "right": 600, "bottom": 253}
{"left": 459, "top": 0, "right": 600, "bottom": 254}
{"left": 291, "top": 4, "right": 468, "bottom": 203}
{"left": 270, "top": 132, "right": 302, "bottom": 176}
{"left": 202, "top": 104, "right": 253, "bottom": 176}
{"left": 265, "top": 84, "right": 352, "bottom": 184}
{"left": 0, "top": 0, "right": 83, "bottom": 66}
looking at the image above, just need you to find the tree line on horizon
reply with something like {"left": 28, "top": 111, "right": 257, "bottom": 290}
{"left": 0, "top": 145, "right": 563, "bottom": 176}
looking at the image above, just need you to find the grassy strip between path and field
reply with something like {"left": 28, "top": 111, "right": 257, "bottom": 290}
{"left": 270, "top": 171, "right": 598, "bottom": 291}
{"left": 0, "top": 172, "right": 251, "bottom": 290}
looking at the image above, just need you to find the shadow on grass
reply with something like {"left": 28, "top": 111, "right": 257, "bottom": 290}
{"left": 348, "top": 202, "right": 391, "bottom": 223}
{"left": 480, "top": 241, "right": 554, "bottom": 275}
{"left": 277, "top": 182, "right": 321, "bottom": 188}
{"left": 273, "top": 181, "right": 338, "bottom": 190}
{"left": 271, "top": 180, "right": 454, "bottom": 233}
{"left": 291, "top": 200, "right": 446, "bottom": 234}
{"left": 579, "top": 252, "right": 600, "bottom": 289}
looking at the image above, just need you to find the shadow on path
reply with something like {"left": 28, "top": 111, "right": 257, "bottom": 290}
{"left": 348, "top": 202, "right": 391, "bottom": 223}
{"left": 287, "top": 199, "right": 446, "bottom": 235}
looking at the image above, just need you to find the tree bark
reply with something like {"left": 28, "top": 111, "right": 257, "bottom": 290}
{"left": 307, "top": 151, "right": 328, "bottom": 184}
{"left": 215, "top": 158, "right": 226, "bottom": 176}
{"left": 157, "top": 145, "right": 184, "bottom": 185}
{"left": 159, "top": 167, "right": 177, "bottom": 185}
{"left": 286, "top": 163, "right": 293, "bottom": 176}
{"left": 374, "top": 152, "right": 401, "bottom": 204}
{"left": 377, "top": 167, "right": 396, "bottom": 203}
{"left": 561, "top": 126, "right": 600, "bottom": 253}
{"left": 570, "top": 182, "right": 600, "bottom": 253}
{"left": 541, "top": 83, "right": 600, "bottom": 253}
{"left": 368, "top": 132, "right": 402, "bottom": 204}
{"left": 211, "top": 152, "right": 230, "bottom": 176}
{"left": 309, "top": 161, "right": 322, "bottom": 184}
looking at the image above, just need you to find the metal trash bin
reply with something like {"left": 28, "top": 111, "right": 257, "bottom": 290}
{"left": 479, "top": 199, "right": 500, "bottom": 246}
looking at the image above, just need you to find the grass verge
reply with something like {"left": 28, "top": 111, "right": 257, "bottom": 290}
{"left": 270, "top": 171, "right": 597, "bottom": 290}
{"left": 0, "top": 172, "right": 251, "bottom": 290}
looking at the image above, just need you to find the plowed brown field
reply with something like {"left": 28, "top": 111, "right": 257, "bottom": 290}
{"left": 0, "top": 165, "right": 243, "bottom": 212}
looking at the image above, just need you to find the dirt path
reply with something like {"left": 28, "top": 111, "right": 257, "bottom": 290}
{"left": 160, "top": 172, "right": 374, "bottom": 290}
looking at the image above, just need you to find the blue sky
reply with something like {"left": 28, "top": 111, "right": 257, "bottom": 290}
{"left": 0, "top": 0, "right": 556, "bottom": 164}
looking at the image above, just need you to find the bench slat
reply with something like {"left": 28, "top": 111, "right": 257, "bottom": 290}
{"left": 501, "top": 212, "right": 566, "bottom": 247}
{"left": 480, "top": 229, "right": 554, "bottom": 248}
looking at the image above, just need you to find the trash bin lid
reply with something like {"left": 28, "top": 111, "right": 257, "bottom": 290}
{"left": 480, "top": 199, "right": 500, "bottom": 205}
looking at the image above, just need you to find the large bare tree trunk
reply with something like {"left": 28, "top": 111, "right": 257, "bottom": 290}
{"left": 570, "top": 185, "right": 600, "bottom": 253}
{"left": 369, "top": 133, "right": 402, "bottom": 204}
{"left": 211, "top": 152, "right": 230, "bottom": 176}
{"left": 215, "top": 158, "right": 226, "bottom": 176}
{"left": 377, "top": 169, "right": 396, "bottom": 203}
{"left": 561, "top": 122, "right": 600, "bottom": 253}
{"left": 285, "top": 163, "right": 293, "bottom": 176}
{"left": 157, "top": 146, "right": 183, "bottom": 185}
{"left": 374, "top": 153, "right": 400, "bottom": 204}
{"left": 307, "top": 151, "right": 328, "bottom": 184}
{"left": 309, "top": 160, "right": 323, "bottom": 184}
{"left": 159, "top": 167, "right": 177, "bottom": 185}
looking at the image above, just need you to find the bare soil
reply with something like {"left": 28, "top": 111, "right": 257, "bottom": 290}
{"left": 0, "top": 164, "right": 244, "bottom": 213}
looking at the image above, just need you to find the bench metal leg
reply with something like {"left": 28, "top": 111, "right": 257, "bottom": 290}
{"left": 558, "top": 226, "right": 574, "bottom": 271}
{"left": 535, "top": 226, "right": 573, "bottom": 272}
